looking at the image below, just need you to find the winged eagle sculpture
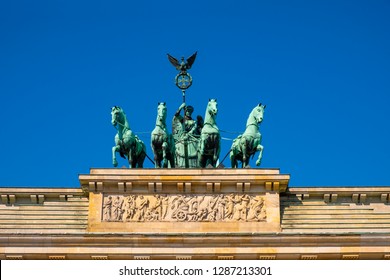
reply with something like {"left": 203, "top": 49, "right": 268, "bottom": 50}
{"left": 167, "top": 51, "right": 197, "bottom": 74}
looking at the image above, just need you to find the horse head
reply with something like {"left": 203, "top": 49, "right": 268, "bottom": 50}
{"left": 252, "top": 103, "right": 266, "bottom": 124}
{"left": 157, "top": 102, "right": 167, "bottom": 124}
{"left": 111, "top": 106, "right": 122, "bottom": 127}
{"left": 111, "top": 106, "right": 129, "bottom": 130}
{"left": 207, "top": 98, "right": 218, "bottom": 117}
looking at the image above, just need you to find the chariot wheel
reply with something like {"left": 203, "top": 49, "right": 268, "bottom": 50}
{"left": 176, "top": 210, "right": 187, "bottom": 221}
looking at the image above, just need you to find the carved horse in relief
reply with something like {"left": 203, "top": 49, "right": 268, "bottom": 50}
{"left": 230, "top": 103, "right": 265, "bottom": 168}
{"left": 111, "top": 106, "right": 146, "bottom": 168}
{"left": 198, "top": 99, "right": 220, "bottom": 167}
{"left": 151, "top": 102, "right": 175, "bottom": 168}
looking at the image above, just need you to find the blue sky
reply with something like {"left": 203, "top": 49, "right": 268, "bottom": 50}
{"left": 0, "top": 0, "right": 389, "bottom": 187}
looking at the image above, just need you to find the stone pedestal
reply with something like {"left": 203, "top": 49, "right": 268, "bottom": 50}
{"left": 79, "top": 168, "right": 290, "bottom": 234}
{"left": 1, "top": 168, "right": 390, "bottom": 259}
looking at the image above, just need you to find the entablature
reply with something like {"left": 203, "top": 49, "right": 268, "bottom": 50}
{"left": 287, "top": 186, "right": 390, "bottom": 203}
{"left": 79, "top": 168, "right": 290, "bottom": 195}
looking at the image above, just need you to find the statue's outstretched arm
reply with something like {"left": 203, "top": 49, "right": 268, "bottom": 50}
{"left": 175, "top": 103, "right": 186, "bottom": 116}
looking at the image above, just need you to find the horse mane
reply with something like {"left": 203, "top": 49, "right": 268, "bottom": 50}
{"left": 155, "top": 103, "right": 167, "bottom": 128}
{"left": 114, "top": 106, "right": 130, "bottom": 130}
{"left": 246, "top": 105, "right": 263, "bottom": 127}
{"left": 122, "top": 110, "right": 130, "bottom": 130}
{"left": 204, "top": 99, "right": 217, "bottom": 121}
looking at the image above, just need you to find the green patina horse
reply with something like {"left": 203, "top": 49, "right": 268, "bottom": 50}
{"left": 198, "top": 99, "right": 220, "bottom": 168}
{"left": 230, "top": 103, "right": 265, "bottom": 168}
{"left": 151, "top": 102, "right": 175, "bottom": 168}
{"left": 111, "top": 106, "right": 146, "bottom": 168}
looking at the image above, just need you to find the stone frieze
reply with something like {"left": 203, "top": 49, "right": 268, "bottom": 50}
{"left": 102, "top": 194, "right": 266, "bottom": 222}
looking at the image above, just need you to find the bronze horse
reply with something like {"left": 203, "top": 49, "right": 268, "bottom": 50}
{"left": 111, "top": 106, "right": 146, "bottom": 168}
{"left": 198, "top": 99, "right": 220, "bottom": 167}
{"left": 151, "top": 102, "right": 175, "bottom": 168}
{"left": 230, "top": 104, "right": 265, "bottom": 168}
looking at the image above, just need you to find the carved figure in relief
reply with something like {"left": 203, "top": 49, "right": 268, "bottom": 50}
{"left": 112, "top": 196, "right": 124, "bottom": 221}
{"left": 241, "top": 194, "right": 251, "bottom": 221}
{"left": 216, "top": 194, "right": 226, "bottom": 221}
{"left": 193, "top": 196, "right": 207, "bottom": 221}
{"left": 224, "top": 194, "right": 235, "bottom": 220}
{"left": 171, "top": 195, "right": 191, "bottom": 221}
{"left": 207, "top": 195, "right": 219, "bottom": 221}
{"left": 154, "top": 194, "right": 163, "bottom": 220}
{"left": 232, "top": 194, "right": 250, "bottom": 221}
{"left": 135, "top": 195, "right": 149, "bottom": 222}
{"left": 188, "top": 196, "right": 198, "bottom": 212}
{"left": 183, "top": 196, "right": 198, "bottom": 221}
{"left": 247, "top": 196, "right": 266, "bottom": 221}
{"left": 103, "top": 196, "right": 112, "bottom": 221}
{"left": 232, "top": 195, "right": 241, "bottom": 221}
{"left": 196, "top": 208, "right": 207, "bottom": 221}
{"left": 146, "top": 195, "right": 162, "bottom": 221}
{"left": 123, "top": 195, "right": 136, "bottom": 221}
{"left": 161, "top": 194, "right": 169, "bottom": 219}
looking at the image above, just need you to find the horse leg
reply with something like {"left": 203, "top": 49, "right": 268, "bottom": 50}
{"left": 198, "top": 136, "right": 205, "bottom": 168}
{"left": 127, "top": 150, "right": 134, "bottom": 168}
{"left": 151, "top": 137, "right": 160, "bottom": 168}
{"left": 167, "top": 143, "right": 175, "bottom": 168}
{"left": 244, "top": 157, "right": 250, "bottom": 168}
{"left": 154, "top": 154, "right": 160, "bottom": 168}
{"left": 256, "top": 144, "right": 264, "bottom": 166}
{"left": 169, "top": 154, "right": 175, "bottom": 168}
{"left": 230, "top": 149, "right": 237, "bottom": 168}
{"left": 213, "top": 135, "right": 221, "bottom": 167}
{"left": 212, "top": 148, "right": 217, "bottom": 167}
{"left": 230, "top": 156, "right": 234, "bottom": 168}
{"left": 112, "top": 135, "right": 121, "bottom": 167}
{"left": 162, "top": 142, "right": 168, "bottom": 168}
{"left": 112, "top": 145, "right": 120, "bottom": 167}
{"left": 211, "top": 136, "right": 217, "bottom": 166}
{"left": 138, "top": 143, "right": 146, "bottom": 168}
{"left": 198, "top": 154, "right": 205, "bottom": 168}
{"left": 152, "top": 148, "right": 160, "bottom": 168}
{"left": 138, "top": 152, "right": 146, "bottom": 168}
{"left": 168, "top": 144, "right": 175, "bottom": 168}
{"left": 240, "top": 140, "right": 248, "bottom": 168}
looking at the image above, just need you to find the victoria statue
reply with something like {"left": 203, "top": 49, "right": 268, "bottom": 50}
{"left": 172, "top": 102, "right": 203, "bottom": 168}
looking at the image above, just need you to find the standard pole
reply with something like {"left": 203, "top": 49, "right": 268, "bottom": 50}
{"left": 182, "top": 89, "right": 186, "bottom": 104}
{"left": 182, "top": 89, "right": 189, "bottom": 168}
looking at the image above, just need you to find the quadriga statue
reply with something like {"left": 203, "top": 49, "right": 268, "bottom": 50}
{"left": 230, "top": 103, "right": 266, "bottom": 168}
{"left": 111, "top": 106, "right": 146, "bottom": 168}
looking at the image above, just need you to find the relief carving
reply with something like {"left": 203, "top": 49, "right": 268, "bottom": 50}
{"left": 102, "top": 196, "right": 112, "bottom": 221}
{"left": 102, "top": 194, "right": 266, "bottom": 222}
